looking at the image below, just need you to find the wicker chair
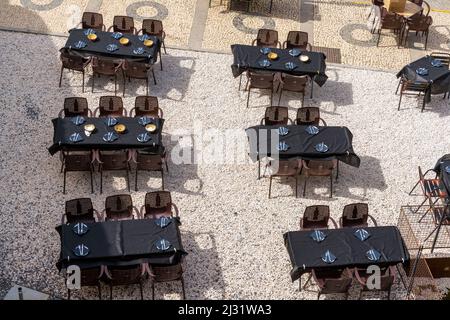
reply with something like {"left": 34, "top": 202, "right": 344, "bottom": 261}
{"left": 130, "top": 96, "right": 163, "bottom": 118}
{"left": 94, "top": 96, "right": 126, "bottom": 117}
{"left": 140, "top": 19, "right": 166, "bottom": 70}
{"left": 301, "top": 159, "right": 337, "bottom": 198}
{"left": 252, "top": 29, "right": 281, "bottom": 48}
{"left": 141, "top": 191, "right": 179, "bottom": 219}
{"left": 376, "top": 7, "right": 404, "bottom": 48}
{"left": 266, "top": 159, "right": 302, "bottom": 199}
{"left": 98, "top": 151, "right": 131, "bottom": 194}
{"left": 122, "top": 60, "right": 156, "bottom": 97}
{"left": 67, "top": 267, "right": 103, "bottom": 300}
{"left": 61, "top": 151, "right": 95, "bottom": 194}
{"left": 260, "top": 106, "right": 292, "bottom": 125}
{"left": 278, "top": 74, "right": 309, "bottom": 106}
{"left": 149, "top": 263, "right": 186, "bottom": 300}
{"left": 103, "top": 194, "right": 139, "bottom": 221}
{"left": 59, "top": 49, "right": 91, "bottom": 93}
{"left": 283, "top": 31, "right": 312, "bottom": 51}
{"left": 397, "top": 75, "right": 429, "bottom": 112}
{"left": 62, "top": 198, "right": 101, "bottom": 224}
{"left": 132, "top": 151, "right": 167, "bottom": 191}
{"left": 403, "top": 15, "right": 433, "bottom": 49}
{"left": 108, "top": 16, "right": 137, "bottom": 35}
{"left": 310, "top": 268, "right": 354, "bottom": 300}
{"left": 300, "top": 205, "right": 338, "bottom": 230}
{"left": 355, "top": 266, "right": 396, "bottom": 300}
{"left": 340, "top": 203, "right": 377, "bottom": 228}
{"left": 92, "top": 57, "right": 123, "bottom": 95}
{"left": 58, "top": 97, "right": 92, "bottom": 118}
{"left": 246, "top": 71, "right": 275, "bottom": 108}
{"left": 295, "top": 107, "right": 326, "bottom": 126}
{"left": 104, "top": 264, "right": 147, "bottom": 300}
{"left": 80, "top": 12, "right": 105, "bottom": 31}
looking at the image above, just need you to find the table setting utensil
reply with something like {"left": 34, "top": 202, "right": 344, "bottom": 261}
{"left": 137, "top": 132, "right": 151, "bottom": 143}
{"left": 305, "top": 125, "right": 319, "bottom": 135}
{"left": 366, "top": 248, "right": 381, "bottom": 261}
{"left": 354, "top": 228, "right": 370, "bottom": 241}
{"left": 310, "top": 230, "right": 326, "bottom": 243}
{"left": 289, "top": 48, "right": 301, "bottom": 57}
{"left": 69, "top": 133, "right": 83, "bottom": 143}
{"left": 321, "top": 250, "right": 336, "bottom": 263}
{"left": 103, "top": 131, "right": 119, "bottom": 142}
{"left": 315, "top": 142, "right": 329, "bottom": 153}
{"left": 71, "top": 116, "right": 86, "bottom": 126}
{"left": 72, "top": 222, "right": 89, "bottom": 236}
{"left": 73, "top": 244, "right": 89, "bottom": 257}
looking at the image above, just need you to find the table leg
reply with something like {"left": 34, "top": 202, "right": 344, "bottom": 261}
{"left": 310, "top": 76, "right": 314, "bottom": 98}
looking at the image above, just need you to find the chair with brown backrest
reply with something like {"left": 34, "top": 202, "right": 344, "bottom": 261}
{"left": 67, "top": 267, "right": 104, "bottom": 300}
{"left": 252, "top": 29, "right": 281, "bottom": 48}
{"left": 58, "top": 97, "right": 92, "bottom": 118}
{"left": 421, "top": 1, "right": 430, "bottom": 16}
{"left": 396, "top": 75, "right": 429, "bottom": 112}
{"left": 94, "top": 96, "right": 126, "bottom": 117}
{"left": 340, "top": 203, "right": 377, "bottom": 228}
{"left": 132, "top": 150, "right": 167, "bottom": 191}
{"left": 300, "top": 205, "right": 338, "bottom": 230}
{"left": 295, "top": 107, "right": 327, "bottom": 126}
{"left": 62, "top": 198, "right": 101, "bottom": 224}
{"left": 139, "top": 19, "right": 166, "bottom": 70}
{"left": 141, "top": 191, "right": 179, "bottom": 219}
{"left": 411, "top": 166, "right": 448, "bottom": 221}
{"left": 103, "top": 194, "right": 139, "bottom": 221}
{"left": 283, "top": 31, "right": 312, "bottom": 51}
{"left": 376, "top": 7, "right": 404, "bottom": 48}
{"left": 80, "top": 12, "right": 105, "bottom": 31}
{"left": 301, "top": 159, "right": 337, "bottom": 198}
{"left": 260, "top": 106, "right": 292, "bottom": 125}
{"left": 108, "top": 16, "right": 137, "bottom": 34}
{"left": 130, "top": 96, "right": 163, "bottom": 118}
{"left": 97, "top": 151, "right": 131, "bottom": 194}
{"left": 278, "top": 74, "right": 309, "bottom": 106}
{"left": 355, "top": 266, "right": 396, "bottom": 300}
{"left": 149, "top": 263, "right": 186, "bottom": 300}
{"left": 104, "top": 264, "right": 147, "bottom": 300}
{"left": 61, "top": 150, "right": 95, "bottom": 194}
{"left": 246, "top": 71, "right": 275, "bottom": 108}
{"left": 59, "top": 49, "right": 91, "bottom": 93}
{"left": 403, "top": 15, "right": 432, "bottom": 49}
{"left": 265, "top": 159, "right": 302, "bottom": 199}
{"left": 122, "top": 60, "right": 156, "bottom": 97}
{"left": 91, "top": 57, "right": 123, "bottom": 95}
{"left": 309, "top": 268, "right": 354, "bottom": 300}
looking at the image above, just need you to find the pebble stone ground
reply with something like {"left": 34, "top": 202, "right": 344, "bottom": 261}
{"left": 0, "top": 28, "right": 449, "bottom": 299}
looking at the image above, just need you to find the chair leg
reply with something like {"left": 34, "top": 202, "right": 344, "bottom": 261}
{"left": 98, "top": 284, "right": 102, "bottom": 300}
{"left": 146, "top": 78, "right": 149, "bottom": 95}
{"left": 415, "top": 197, "right": 429, "bottom": 215}
{"left": 258, "top": 159, "right": 261, "bottom": 180}
{"left": 268, "top": 176, "right": 272, "bottom": 199}
{"left": 59, "top": 66, "right": 64, "bottom": 87}
{"left": 100, "top": 169, "right": 103, "bottom": 194}
{"left": 270, "top": 89, "right": 273, "bottom": 106}
{"left": 181, "top": 277, "right": 186, "bottom": 300}
{"left": 67, "top": 289, "right": 71, "bottom": 300}
{"left": 278, "top": 89, "right": 283, "bottom": 105}
{"left": 398, "top": 91, "right": 403, "bottom": 111}
{"left": 303, "top": 176, "right": 308, "bottom": 197}
{"left": 238, "top": 74, "right": 243, "bottom": 91}
{"left": 90, "top": 168, "right": 94, "bottom": 194}
{"left": 162, "top": 40, "right": 167, "bottom": 54}
{"left": 123, "top": 76, "right": 126, "bottom": 97}
{"left": 159, "top": 49, "right": 163, "bottom": 71}
{"left": 424, "top": 31, "right": 429, "bottom": 50}
{"left": 63, "top": 170, "right": 67, "bottom": 194}
{"left": 126, "top": 168, "right": 130, "bottom": 192}
{"left": 161, "top": 171, "right": 165, "bottom": 190}
{"left": 140, "top": 282, "right": 143, "bottom": 300}
{"left": 114, "top": 74, "right": 117, "bottom": 96}
{"left": 246, "top": 87, "right": 251, "bottom": 108}
{"left": 152, "top": 283, "right": 155, "bottom": 300}
{"left": 301, "top": 92, "right": 305, "bottom": 107}
{"left": 92, "top": 72, "right": 95, "bottom": 93}
{"left": 135, "top": 168, "right": 138, "bottom": 191}
{"left": 330, "top": 175, "right": 333, "bottom": 198}
{"left": 152, "top": 69, "right": 157, "bottom": 85}
{"left": 377, "top": 29, "right": 381, "bottom": 47}
{"left": 295, "top": 176, "right": 298, "bottom": 198}
{"left": 82, "top": 70, "right": 85, "bottom": 93}
{"left": 395, "top": 79, "right": 402, "bottom": 95}
{"left": 110, "top": 285, "right": 113, "bottom": 300}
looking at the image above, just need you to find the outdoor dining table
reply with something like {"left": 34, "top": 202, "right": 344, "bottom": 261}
{"left": 48, "top": 117, "right": 164, "bottom": 155}
{"left": 384, "top": 0, "right": 423, "bottom": 18}
{"left": 245, "top": 125, "right": 360, "bottom": 168}
{"left": 397, "top": 56, "right": 450, "bottom": 103}
{"left": 231, "top": 44, "right": 328, "bottom": 97}
{"left": 284, "top": 226, "right": 410, "bottom": 282}
{"left": 63, "top": 29, "right": 161, "bottom": 64}
{"left": 56, "top": 218, "right": 186, "bottom": 270}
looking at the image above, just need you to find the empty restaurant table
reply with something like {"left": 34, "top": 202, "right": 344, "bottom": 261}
{"left": 48, "top": 117, "right": 164, "bottom": 155}
{"left": 56, "top": 218, "right": 186, "bottom": 270}
{"left": 231, "top": 44, "right": 328, "bottom": 88}
{"left": 397, "top": 56, "right": 450, "bottom": 103}
{"left": 64, "top": 29, "right": 161, "bottom": 63}
{"left": 284, "top": 226, "right": 409, "bottom": 282}
{"left": 245, "top": 125, "right": 360, "bottom": 168}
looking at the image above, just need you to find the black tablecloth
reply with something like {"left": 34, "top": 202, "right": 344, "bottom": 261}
{"left": 48, "top": 117, "right": 164, "bottom": 155}
{"left": 397, "top": 56, "right": 450, "bottom": 102}
{"left": 284, "top": 226, "right": 409, "bottom": 281}
{"left": 56, "top": 218, "right": 186, "bottom": 270}
{"left": 434, "top": 154, "right": 450, "bottom": 195}
{"left": 64, "top": 29, "right": 161, "bottom": 63}
{"left": 245, "top": 125, "right": 360, "bottom": 167}
{"left": 231, "top": 45, "right": 328, "bottom": 86}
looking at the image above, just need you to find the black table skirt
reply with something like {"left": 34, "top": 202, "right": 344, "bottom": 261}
{"left": 64, "top": 29, "right": 161, "bottom": 64}
{"left": 231, "top": 44, "right": 328, "bottom": 86}
{"left": 397, "top": 56, "right": 450, "bottom": 102}
{"left": 434, "top": 154, "right": 450, "bottom": 196}
{"left": 48, "top": 117, "right": 164, "bottom": 155}
{"left": 284, "top": 226, "right": 409, "bottom": 281}
{"left": 246, "top": 125, "right": 360, "bottom": 167}
{"left": 56, "top": 218, "right": 186, "bottom": 270}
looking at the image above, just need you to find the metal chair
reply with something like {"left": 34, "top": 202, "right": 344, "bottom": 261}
{"left": 149, "top": 263, "right": 186, "bottom": 300}
{"left": 139, "top": 19, "right": 166, "bottom": 70}
{"left": 140, "top": 191, "right": 179, "bottom": 219}
{"left": 252, "top": 29, "right": 281, "bottom": 48}
{"left": 278, "top": 74, "right": 309, "bottom": 106}
{"left": 62, "top": 198, "right": 101, "bottom": 224}
{"left": 403, "top": 15, "right": 433, "bottom": 49}
{"left": 108, "top": 16, "right": 137, "bottom": 34}
{"left": 59, "top": 49, "right": 91, "bottom": 93}
{"left": 58, "top": 97, "right": 92, "bottom": 118}
{"left": 132, "top": 150, "right": 167, "bottom": 191}
{"left": 265, "top": 159, "right": 302, "bottom": 199}
{"left": 397, "top": 75, "right": 429, "bottom": 112}
{"left": 355, "top": 266, "right": 396, "bottom": 300}
{"left": 295, "top": 107, "right": 326, "bottom": 126}
{"left": 301, "top": 160, "right": 337, "bottom": 198}
{"left": 260, "top": 106, "right": 292, "bottom": 125}
{"left": 283, "top": 31, "right": 312, "bottom": 51}
{"left": 104, "top": 264, "right": 147, "bottom": 300}
{"left": 94, "top": 96, "right": 126, "bottom": 117}
{"left": 340, "top": 203, "right": 377, "bottom": 228}
{"left": 103, "top": 194, "right": 139, "bottom": 221}
{"left": 97, "top": 150, "right": 131, "bottom": 194}
{"left": 245, "top": 71, "right": 275, "bottom": 108}
{"left": 67, "top": 267, "right": 104, "bottom": 300}
{"left": 130, "top": 96, "right": 163, "bottom": 118}
{"left": 61, "top": 151, "right": 95, "bottom": 194}
{"left": 122, "top": 60, "right": 156, "bottom": 97}
{"left": 79, "top": 12, "right": 105, "bottom": 31}
{"left": 309, "top": 268, "right": 354, "bottom": 300}
{"left": 376, "top": 7, "right": 404, "bottom": 48}
{"left": 300, "top": 205, "right": 338, "bottom": 229}
{"left": 92, "top": 57, "right": 123, "bottom": 96}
